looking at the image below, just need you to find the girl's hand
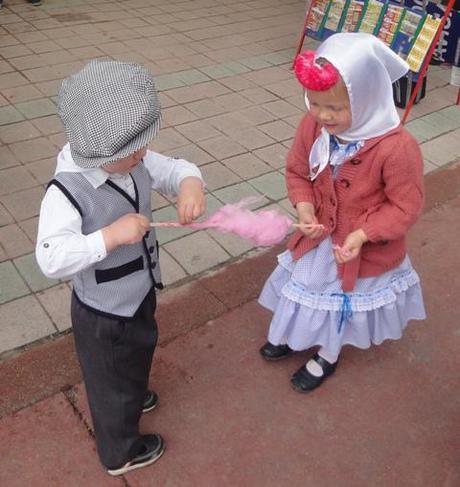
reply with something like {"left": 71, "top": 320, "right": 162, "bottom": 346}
{"left": 177, "top": 177, "right": 206, "bottom": 224}
{"left": 296, "top": 201, "right": 324, "bottom": 239}
{"left": 334, "top": 229, "right": 368, "bottom": 264}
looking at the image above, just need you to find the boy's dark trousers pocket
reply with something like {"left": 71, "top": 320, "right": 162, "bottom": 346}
{"left": 71, "top": 290, "right": 157, "bottom": 468}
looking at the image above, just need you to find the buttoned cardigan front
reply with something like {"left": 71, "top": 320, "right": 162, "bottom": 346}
{"left": 286, "top": 114, "right": 424, "bottom": 292}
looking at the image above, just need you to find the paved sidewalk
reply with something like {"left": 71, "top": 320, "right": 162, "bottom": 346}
{"left": 0, "top": 0, "right": 459, "bottom": 357}
{"left": 0, "top": 166, "right": 459, "bottom": 486}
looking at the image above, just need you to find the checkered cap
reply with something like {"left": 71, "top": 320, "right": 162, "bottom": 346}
{"left": 58, "top": 58, "right": 161, "bottom": 168}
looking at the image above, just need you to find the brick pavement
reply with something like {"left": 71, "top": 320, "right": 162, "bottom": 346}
{"left": 0, "top": 0, "right": 459, "bottom": 357}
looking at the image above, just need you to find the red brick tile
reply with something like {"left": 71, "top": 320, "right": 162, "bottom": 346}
{"left": 0, "top": 223, "right": 34, "bottom": 258}
{"left": 0, "top": 71, "right": 29, "bottom": 90}
{"left": 2, "top": 84, "right": 43, "bottom": 103}
{"left": 200, "top": 246, "right": 281, "bottom": 308}
{"left": 0, "top": 394, "right": 119, "bottom": 485}
{"left": 0, "top": 145, "right": 20, "bottom": 169}
{"left": 9, "top": 137, "right": 57, "bottom": 163}
{"left": 0, "top": 166, "right": 37, "bottom": 196}
{"left": 0, "top": 186, "right": 44, "bottom": 221}
{"left": 156, "top": 281, "right": 228, "bottom": 345}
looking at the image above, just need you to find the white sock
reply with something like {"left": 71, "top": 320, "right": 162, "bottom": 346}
{"left": 318, "top": 347, "right": 339, "bottom": 364}
{"left": 306, "top": 360, "right": 324, "bottom": 377}
{"left": 305, "top": 348, "right": 339, "bottom": 377}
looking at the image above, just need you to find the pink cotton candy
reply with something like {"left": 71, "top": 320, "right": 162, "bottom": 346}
{"left": 189, "top": 197, "right": 293, "bottom": 246}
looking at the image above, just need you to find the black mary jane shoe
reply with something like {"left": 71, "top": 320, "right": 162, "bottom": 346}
{"left": 259, "top": 342, "right": 293, "bottom": 361}
{"left": 291, "top": 353, "right": 338, "bottom": 393}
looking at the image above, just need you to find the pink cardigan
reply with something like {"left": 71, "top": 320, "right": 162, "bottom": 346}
{"left": 286, "top": 114, "right": 424, "bottom": 292}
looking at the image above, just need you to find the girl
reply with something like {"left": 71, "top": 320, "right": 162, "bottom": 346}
{"left": 258, "top": 33, "right": 426, "bottom": 393}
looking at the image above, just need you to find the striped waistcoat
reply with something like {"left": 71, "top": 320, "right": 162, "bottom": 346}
{"left": 49, "top": 163, "right": 162, "bottom": 320}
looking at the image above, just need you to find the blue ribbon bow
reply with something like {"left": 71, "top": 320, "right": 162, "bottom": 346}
{"left": 332, "top": 293, "right": 353, "bottom": 333}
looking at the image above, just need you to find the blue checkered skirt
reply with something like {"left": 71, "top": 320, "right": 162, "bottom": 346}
{"left": 258, "top": 237, "right": 426, "bottom": 355}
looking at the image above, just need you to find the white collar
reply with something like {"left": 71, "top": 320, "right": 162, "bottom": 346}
{"left": 56, "top": 143, "right": 117, "bottom": 189}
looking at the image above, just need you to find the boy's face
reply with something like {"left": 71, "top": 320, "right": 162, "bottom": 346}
{"left": 103, "top": 146, "right": 147, "bottom": 174}
{"left": 306, "top": 80, "right": 352, "bottom": 137}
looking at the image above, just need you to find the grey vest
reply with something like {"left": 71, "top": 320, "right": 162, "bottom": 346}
{"left": 49, "top": 163, "right": 162, "bottom": 320}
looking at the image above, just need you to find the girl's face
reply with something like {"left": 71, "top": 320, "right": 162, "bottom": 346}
{"left": 306, "top": 80, "right": 352, "bottom": 136}
{"left": 103, "top": 146, "right": 147, "bottom": 174}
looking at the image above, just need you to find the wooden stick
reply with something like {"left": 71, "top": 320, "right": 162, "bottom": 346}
{"left": 151, "top": 221, "right": 325, "bottom": 229}
{"left": 150, "top": 222, "right": 183, "bottom": 228}
{"left": 293, "top": 223, "right": 325, "bottom": 229}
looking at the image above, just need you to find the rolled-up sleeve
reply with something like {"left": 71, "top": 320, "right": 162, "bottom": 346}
{"left": 143, "top": 151, "right": 203, "bottom": 195}
{"left": 36, "top": 186, "right": 107, "bottom": 279}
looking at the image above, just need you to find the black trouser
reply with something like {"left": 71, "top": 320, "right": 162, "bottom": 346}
{"left": 71, "top": 290, "right": 158, "bottom": 469}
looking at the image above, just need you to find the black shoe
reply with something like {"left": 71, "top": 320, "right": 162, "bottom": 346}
{"left": 142, "top": 390, "right": 158, "bottom": 413}
{"left": 259, "top": 342, "right": 293, "bottom": 361}
{"left": 28, "top": 0, "right": 42, "bottom": 6}
{"left": 291, "top": 353, "right": 338, "bottom": 393}
{"left": 107, "top": 434, "right": 165, "bottom": 476}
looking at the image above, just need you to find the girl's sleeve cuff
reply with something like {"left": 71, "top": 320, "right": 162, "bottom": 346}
{"left": 289, "top": 191, "right": 315, "bottom": 206}
{"left": 360, "top": 222, "right": 380, "bottom": 243}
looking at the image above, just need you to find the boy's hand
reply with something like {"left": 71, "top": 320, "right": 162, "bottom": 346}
{"left": 102, "top": 213, "right": 150, "bottom": 252}
{"left": 177, "top": 177, "right": 206, "bottom": 224}
{"left": 334, "top": 228, "right": 368, "bottom": 264}
{"left": 296, "top": 202, "right": 324, "bottom": 239}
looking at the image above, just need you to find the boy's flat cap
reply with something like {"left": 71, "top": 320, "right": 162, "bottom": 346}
{"left": 58, "top": 58, "right": 161, "bottom": 168}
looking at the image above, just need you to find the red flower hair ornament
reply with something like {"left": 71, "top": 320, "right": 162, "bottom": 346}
{"left": 294, "top": 51, "right": 340, "bottom": 91}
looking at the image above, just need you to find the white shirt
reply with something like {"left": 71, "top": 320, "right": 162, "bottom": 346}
{"left": 36, "top": 144, "right": 203, "bottom": 279}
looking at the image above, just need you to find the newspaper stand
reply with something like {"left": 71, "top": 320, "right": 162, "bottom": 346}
{"left": 292, "top": 0, "right": 459, "bottom": 123}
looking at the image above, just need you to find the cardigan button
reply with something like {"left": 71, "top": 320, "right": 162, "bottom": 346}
{"left": 330, "top": 197, "right": 336, "bottom": 206}
{"left": 151, "top": 261, "right": 157, "bottom": 269}
{"left": 340, "top": 178, "right": 351, "bottom": 188}
{"left": 350, "top": 158, "right": 361, "bottom": 165}
{"left": 149, "top": 246, "right": 154, "bottom": 253}
{"left": 329, "top": 217, "right": 335, "bottom": 227}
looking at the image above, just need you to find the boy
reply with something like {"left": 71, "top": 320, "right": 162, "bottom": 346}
{"left": 36, "top": 59, "right": 205, "bottom": 475}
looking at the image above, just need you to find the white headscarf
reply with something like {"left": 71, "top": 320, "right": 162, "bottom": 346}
{"left": 308, "top": 33, "right": 409, "bottom": 179}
